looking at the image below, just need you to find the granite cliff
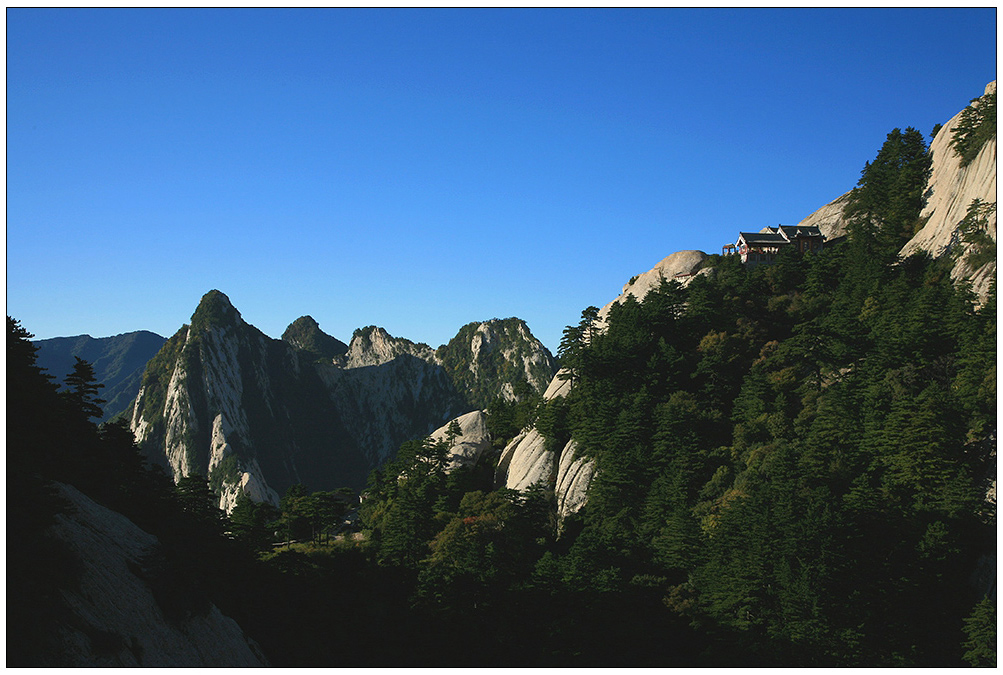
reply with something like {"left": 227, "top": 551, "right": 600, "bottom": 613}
{"left": 130, "top": 291, "right": 555, "bottom": 510}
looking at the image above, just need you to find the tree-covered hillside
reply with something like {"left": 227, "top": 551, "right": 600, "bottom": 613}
{"left": 357, "top": 125, "right": 996, "bottom": 666}
{"left": 550, "top": 243, "right": 994, "bottom": 665}
{"left": 354, "top": 234, "right": 994, "bottom": 665}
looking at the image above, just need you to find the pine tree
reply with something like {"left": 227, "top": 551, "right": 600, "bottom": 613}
{"left": 961, "top": 596, "right": 997, "bottom": 667}
{"left": 844, "top": 127, "right": 932, "bottom": 253}
{"left": 62, "top": 356, "right": 106, "bottom": 420}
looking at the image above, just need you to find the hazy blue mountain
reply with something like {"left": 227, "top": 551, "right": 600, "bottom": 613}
{"left": 33, "top": 330, "right": 166, "bottom": 423}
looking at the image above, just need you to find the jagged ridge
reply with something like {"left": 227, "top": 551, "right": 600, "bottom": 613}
{"left": 130, "top": 291, "right": 556, "bottom": 510}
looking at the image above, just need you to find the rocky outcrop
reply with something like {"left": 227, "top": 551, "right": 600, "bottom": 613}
{"left": 43, "top": 482, "right": 267, "bottom": 667}
{"left": 554, "top": 439, "right": 594, "bottom": 518}
{"left": 543, "top": 370, "right": 571, "bottom": 400}
{"left": 496, "top": 429, "right": 553, "bottom": 492}
{"left": 131, "top": 291, "right": 367, "bottom": 510}
{"left": 598, "top": 250, "right": 709, "bottom": 325}
{"left": 317, "top": 336, "right": 468, "bottom": 469}
{"left": 495, "top": 364, "right": 594, "bottom": 519}
{"left": 795, "top": 191, "right": 853, "bottom": 242}
{"left": 343, "top": 326, "right": 438, "bottom": 368}
{"left": 428, "top": 410, "right": 493, "bottom": 471}
{"left": 494, "top": 376, "right": 595, "bottom": 520}
{"left": 435, "top": 318, "right": 558, "bottom": 408}
{"left": 318, "top": 321, "right": 555, "bottom": 468}
{"left": 901, "top": 80, "right": 997, "bottom": 303}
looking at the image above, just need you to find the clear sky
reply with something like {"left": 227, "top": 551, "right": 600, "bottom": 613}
{"left": 7, "top": 8, "right": 997, "bottom": 353}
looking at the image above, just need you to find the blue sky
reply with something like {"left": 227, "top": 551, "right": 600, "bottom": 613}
{"left": 7, "top": 8, "right": 997, "bottom": 353}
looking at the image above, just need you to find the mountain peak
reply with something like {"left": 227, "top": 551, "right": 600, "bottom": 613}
{"left": 435, "top": 317, "right": 557, "bottom": 408}
{"left": 191, "top": 290, "right": 242, "bottom": 330}
{"left": 345, "top": 326, "right": 434, "bottom": 368}
{"left": 282, "top": 316, "right": 348, "bottom": 363}
{"left": 290, "top": 315, "right": 320, "bottom": 331}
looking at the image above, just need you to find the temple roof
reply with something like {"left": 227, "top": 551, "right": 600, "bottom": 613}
{"left": 774, "top": 225, "right": 823, "bottom": 239}
{"left": 738, "top": 232, "right": 788, "bottom": 245}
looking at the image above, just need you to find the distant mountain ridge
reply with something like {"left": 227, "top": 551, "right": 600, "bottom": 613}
{"left": 32, "top": 331, "right": 167, "bottom": 423}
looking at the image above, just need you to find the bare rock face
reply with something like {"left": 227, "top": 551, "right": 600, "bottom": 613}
{"left": 131, "top": 292, "right": 289, "bottom": 510}
{"left": 598, "top": 250, "right": 709, "bottom": 325}
{"left": 494, "top": 373, "right": 595, "bottom": 519}
{"left": 495, "top": 429, "right": 553, "bottom": 492}
{"left": 428, "top": 410, "right": 493, "bottom": 471}
{"left": 343, "top": 326, "right": 438, "bottom": 368}
{"left": 495, "top": 361, "right": 594, "bottom": 517}
{"left": 543, "top": 369, "right": 572, "bottom": 400}
{"left": 131, "top": 290, "right": 369, "bottom": 512}
{"left": 901, "top": 80, "right": 997, "bottom": 304}
{"left": 318, "top": 327, "right": 467, "bottom": 470}
{"left": 795, "top": 191, "right": 853, "bottom": 241}
{"left": 554, "top": 439, "right": 595, "bottom": 519}
{"left": 44, "top": 483, "right": 268, "bottom": 667}
{"left": 133, "top": 291, "right": 556, "bottom": 512}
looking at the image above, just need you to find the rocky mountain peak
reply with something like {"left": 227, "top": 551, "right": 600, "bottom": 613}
{"left": 131, "top": 289, "right": 556, "bottom": 510}
{"left": 345, "top": 326, "right": 434, "bottom": 368}
{"left": 190, "top": 290, "right": 242, "bottom": 331}
{"left": 282, "top": 316, "right": 349, "bottom": 363}
{"left": 435, "top": 317, "right": 557, "bottom": 409}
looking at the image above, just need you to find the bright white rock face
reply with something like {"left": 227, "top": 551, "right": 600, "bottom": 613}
{"left": 901, "top": 80, "right": 997, "bottom": 304}
{"left": 795, "top": 191, "right": 853, "bottom": 241}
{"left": 218, "top": 459, "right": 280, "bottom": 512}
{"left": 554, "top": 439, "right": 595, "bottom": 519}
{"left": 543, "top": 370, "right": 571, "bottom": 401}
{"left": 495, "top": 429, "right": 553, "bottom": 492}
{"left": 428, "top": 410, "right": 493, "bottom": 471}
{"left": 494, "top": 370, "right": 595, "bottom": 518}
{"left": 161, "top": 329, "right": 195, "bottom": 479}
{"left": 597, "top": 250, "right": 709, "bottom": 326}
{"left": 344, "top": 326, "right": 436, "bottom": 368}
